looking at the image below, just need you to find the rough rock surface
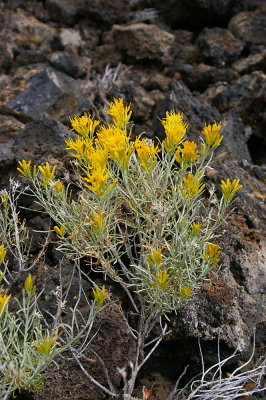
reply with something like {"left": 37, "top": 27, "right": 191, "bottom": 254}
{"left": 0, "top": 0, "right": 265, "bottom": 399}
{"left": 228, "top": 7, "right": 266, "bottom": 45}
{"left": 112, "top": 23, "right": 176, "bottom": 64}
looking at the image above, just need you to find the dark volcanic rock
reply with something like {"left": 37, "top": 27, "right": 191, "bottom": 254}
{"left": 228, "top": 7, "right": 266, "bottom": 45}
{"left": 232, "top": 50, "right": 266, "bottom": 74}
{"left": 46, "top": 0, "right": 130, "bottom": 25}
{"left": 2, "top": 66, "right": 91, "bottom": 122}
{"left": 196, "top": 27, "right": 244, "bottom": 66}
{"left": 148, "top": 0, "right": 236, "bottom": 29}
{"left": 45, "top": 0, "right": 88, "bottom": 25}
{"left": 48, "top": 52, "right": 91, "bottom": 78}
{"left": 204, "top": 71, "right": 266, "bottom": 143}
{"left": 14, "top": 118, "right": 69, "bottom": 162}
{"left": 30, "top": 305, "right": 135, "bottom": 400}
{"left": 112, "top": 23, "right": 176, "bottom": 64}
{"left": 179, "top": 63, "right": 238, "bottom": 91}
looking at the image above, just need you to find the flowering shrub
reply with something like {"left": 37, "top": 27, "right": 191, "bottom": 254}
{"left": 17, "top": 98, "right": 242, "bottom": 313}
{"left": 13, "top": 98, "right": 243, "bottom": 398}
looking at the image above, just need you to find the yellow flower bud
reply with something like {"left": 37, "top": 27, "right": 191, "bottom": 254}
{"left": 203, "top": 243, "right": 221, "bottom": 268}
{"left": 0, "top": 292, "right": 10, "bottom": 312}
{"left": 17, "top": 160, "right": 34, "bottom": 178}
{"left": 220, "top": 179, "right": 243, "bottom": 204}
{"left": 54, "top": 225, "right": 66, "bottom": 238}
{"left": 92, "top": 285, "right": 108, "bottom": 307}
{"left": 146, "top": 249, "right": 163, "bottom": 267}
{"left": 35, "top": 336, "right": 57, "bottom": 357}
{"left": 201, "top": 122, "right": 223, "bottom": 149}
{"left": 179, "top": 286, "right": 193, "bottom": 300}
{"left": 155, "top": 270, "right": 169, "bottom": 290}
{"left": 24, "top": 274, "right": 36, "bottom": 297}
{"left": 0, "top": 245, "right": 7, "bottom": 264}
{"left": 105, "top": 98, "right": 132, "bottom": 130}
{"left": 161, "top": 111, "right": 187, "bottom": 152}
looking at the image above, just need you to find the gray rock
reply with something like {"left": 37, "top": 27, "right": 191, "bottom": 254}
{"left": 204, "top": 71, "right": 266, "bottom": 143}
{"left": 112, "top": 23, "right": 176, "bottom": 64}
{"left": 4, "top": 66, "right": 88, "bottom": 121}
{"left": 48, "top": 52, "right": 91, "bottom": 78}
{"left": 232, "top": 50, "right": 266, "bottom": 74}
{"left": 148, "top": 0, "right": 236, "bottom": 29}
{"left": 14, "top": 118, "right": 70, "bottom": 162}
{"left": 0, "top": 114, "right": 25, "bottom": 164}
{"left": 46, "top": 0, "right": 130, "bottom": 25}
{"left": 45, "top": 0, "right": 88, "bottom": 25}
{"left": 228, "top": 7, "right": 266, "bottom": 45}
{"left": 196, "top": 27, "right": 244, "bottom": 67}
{"left": 179, "top": 63, "right": 239, "bottom": 91}
{"left": 217, "top": 112, "right": 252, "bottom": 162}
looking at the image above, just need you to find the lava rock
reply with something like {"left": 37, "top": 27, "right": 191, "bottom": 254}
{"left": 148, "top": 0, "right": 237, "bottom": 29}
{"left": 0, "top": 114, "right": 25, "bottom": 164}
{"left": 179, "top": 63, "right": 238, "bottom": 92}
{"left": 14, "top": 118, "right": 69, "bottom": 162}
{"left": 3, "top": 66, "right": 89, "bottom": 121}
{"left": 45, "top": 0, "right": 88, "bottom": 25}
{"left": 48, "top": 52, "right": 91, "bottom": 78}
{"left": 204, "top": 71, "right": 266, "bottom": 143}
{"left": 112, "top": 23, "right": 176, "bottom": 65}
{"left": 196, "top": 27, "right": 244, "bottom": 66}
{"left": 29, "top": 305, "right": 135, "bottom": 400}
{"left": 228, "top": 7, "right": 266, "bottom": 45}
{"left": 232, "top": 50, "right": 266, "bottom": 74}
{"left": 217, "top": 112, "right": 252, "bottom": 162}
{"left": 46, "top": 0, "right": 130, "bottom": 25}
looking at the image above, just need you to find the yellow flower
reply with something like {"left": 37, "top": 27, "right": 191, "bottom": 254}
{"left": 203, "top": 243, "right": 221, "bottom": 267}
{"left": 0, "top": 292, "right": 10, "bottom": 312}
{"left": 201, "top": 122, "right": 223, "bottom": 149}
{"left": 17, "top": 160, "right": 34, "bottom": 178}
{"left": 92, "top": 285, "right": 108, "bottom": 307}
{"left": 191, "top": 222, "right": 202, "bottom": 235}
{"left": 65, "top": 136, "right": 92, "bottom": 161}
{"left": 88, "top": 147, "right": 109, "bottom": 171}
{"left": 135, "top": 137, "right": 160, "bottom": 172}
{"left": 155, "top": 269, "right": 169, "bottom": 290}
{"left": 38, "top": 162, "right": 56, "bottom": 186}
{"left": 179, "top": 173, "right": 205, "bottom": 198}
{"left": 24, "top": 274, "right": 36, "bottom": 297}
{"left": 35, "top": 336, "right": 57, "bottom": 357}
{"left": 146, "top": 249, "right": 163, "bottom": 267}
{"left": 70, "top": 113, "right": 100, "bottom": 138}
{"left": 0, "top": 193, "right": 8, "bottom": 207}
{"left": 105, "top": 98, "right": 132, "bottom": 130}
{"left": 97, "top": 126, "right": 134, "bottom": 168}
{"left": 82, "top": 166, "right": 109, "bottom": 197}
{"left": 54, "top": 225, "right": 66, "bottom": 238}
{"left": 161, "top": 111, "right": 187, "bottom": 152}
{"left": 220, "top": 179, "right": 243, "bottom": 204}
{"left": 82, "top": 157, "right": 118, "bottom": 197}
{"left": 89, "top": 211, "right": 106, "bottom": 231}
{"left": 53, "top": 179, "right": 64, "bottom": 194}
{"left": 179, "top": 286, "right": 193, "bottom": 300}
{"left": 175, "top": 140, "right": 200, "bottom": 165}
{"left": 0, "top": 245, "right": 7, "bottom": 264}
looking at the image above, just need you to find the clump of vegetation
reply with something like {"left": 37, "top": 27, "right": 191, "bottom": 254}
{"left": 0, "top": 98, "right": 247, "bottom": 399}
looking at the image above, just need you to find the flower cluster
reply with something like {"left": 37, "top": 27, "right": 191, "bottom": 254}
{"left": 16, "top": 98, "right": 243, "bottom": 314}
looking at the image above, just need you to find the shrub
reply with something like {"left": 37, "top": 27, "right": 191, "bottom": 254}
{"left": 14, "top": 98, "right": 243, "bottom": 398}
